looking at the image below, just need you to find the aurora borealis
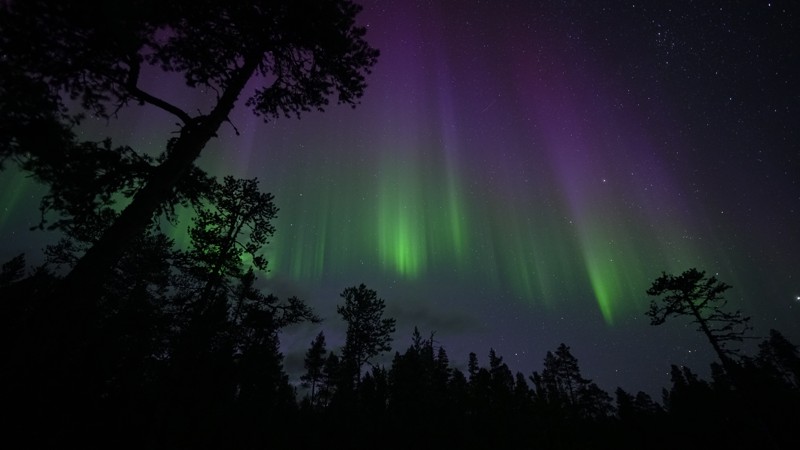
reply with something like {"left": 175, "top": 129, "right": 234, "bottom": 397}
{"left": 1, "top": 0, "right": 798, "bottom": 396}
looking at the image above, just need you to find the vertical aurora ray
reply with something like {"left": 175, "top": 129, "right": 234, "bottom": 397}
{"left": 541, "top": 131, "right": 666, "bottom": 324}
{"left": 366, "top": 15, "right": 477, "bottom": 281}
{"left": 576, "top": 222, "right": 645, "bottom": 325}
{"left": 373, "top": 135, "right": 469, "bottom": 280}
{"left": 293, "top": 212, "right": 328, "bottom": 281}
{"left": 432, "top": 57, "right": 470, "bottom": 267}
{"left": 262, "top": 146, "right": 380, "bottom": 282}
{"left": 427, "top": 141, "right": 470, "bottom": 272}
{"left": 377, "top": 155, "right": 427, "bottom": 277}
{"left": 506, "top": 40, "right": 719, "bottom": 323}
{"left": 375, "top": 154, "right": 473, "bottom": 281}
{"left": 269, "top": 212, "right": 329, "bottom": 282}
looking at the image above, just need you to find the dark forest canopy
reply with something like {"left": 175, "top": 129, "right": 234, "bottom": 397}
{"left": 3, "top": 248, "right": 800, "bottom": 449}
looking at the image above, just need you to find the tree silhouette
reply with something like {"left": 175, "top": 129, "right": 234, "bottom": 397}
{"left": 756, "top": 329, "right": 800, "bottom": 390}
{"left": 0, "top": 0, "right": 379, "bottom": 301}
{"left": 468, "top": 351, "right": 480, "bottom": 382}
{"left": 0, "top": 254, "right": 25, "bottom": 287}
{"left": 0, "top": 66, "right": 75, "bottom": 169}
{"left": 168, "top": 175, "right": 313, "bottom": 396}
{"left": 337, "top": 283, "right": 396, "bottom": 383}
{"left": 301, "top": 331, "right": 329, "bottom": 409}
{"left": 179, "top": 175, "right": 278, "bottom": 311}
{"left": 319, "top": 351, "right": 342, "bottom": 408}
{"left": 488, "top": 348, "right": 515, "bottom": 409}
{"left": 646, "top": 268, "right": 753, "bottom": 374}
{"left": 537, "top": 344, "right": 584, "bottom": 406}
{"left": 532, "top": 343, "right": 612, "bottom": 420}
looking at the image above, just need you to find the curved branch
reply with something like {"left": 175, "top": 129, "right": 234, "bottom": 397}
{"left": 125, "top": 57, "right": 192, "bottom": 124}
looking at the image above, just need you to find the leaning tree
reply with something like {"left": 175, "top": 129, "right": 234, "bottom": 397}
{"left": 0, "top": 0, "right": 379, "bottom": 302}
{"left": 337, "top": 283, "right": 396, "bottom": 383}
{"left": 646, "top": 268, "right": 753, "bottom": 374}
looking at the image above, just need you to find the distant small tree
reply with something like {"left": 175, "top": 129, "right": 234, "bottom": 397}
{"left": 301, "top": 331, "right": 328, "bottom": 408}
{"left": 512, "top": 372, "right": 532, "bottom": 412}
{"left": 433, "top": 346, "right": 452, "bottom": 391}
{"left": 359, "top": 365, "right": 389, "bottom": 417}
{"left": 448, "top": 368, "right": 469, "bottom": 411}
{"left": 615, "top": 387, "right": 636, "bottom": 420}
{"left": 756, "top": 329, "right": 800, "bottom": 390}
{"left": 544, "top": 344, "right": 583, "bottom": 405}
{"left": 662, "top": 364, "right": 716, "bottom": 416}
{"left": 646, "top": 268, "right": 753, "bottom": 373}
{"left": 468, "top": 352, "right": 480, "bottom": 383}
{"left": 319, "top": 352, "right": 342, "bottom": 408}
{"left": 337, "top": 284, "right": 396, "bottom": 383}
{"left": 488, "top": 348, "right": 515, "bottom": 404}
{"left": 532, "top": 343, "right": 612, "bottom": 419}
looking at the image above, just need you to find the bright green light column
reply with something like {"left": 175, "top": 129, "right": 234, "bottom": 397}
{"left": 575, "top": 207, "right": 706, "bottom": 325}
{"left": 582, "top": 240, "right": 626, "bottom": 325}
{"left": 377, "top": 160, "right": 426, "bottom": 278}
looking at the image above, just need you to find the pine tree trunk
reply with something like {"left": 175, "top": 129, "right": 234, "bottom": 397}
{"left": 688, "top": 301, "right": 736, "bottom": 374}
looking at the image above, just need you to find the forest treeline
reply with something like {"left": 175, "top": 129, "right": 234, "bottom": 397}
{"left": 1, "top": 1, "right": 799, "bottom": 448}
{"left": 2, "top": 241, "right": 800, "bottom": 449}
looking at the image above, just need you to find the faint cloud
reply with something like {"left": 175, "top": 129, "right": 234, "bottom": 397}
{"left": 387, "top": 302, "right": 484, "bottom": 337}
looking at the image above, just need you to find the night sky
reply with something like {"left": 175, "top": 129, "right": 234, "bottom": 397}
{"left": 1, "top": 0, "right": 798, "bottom": 397}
